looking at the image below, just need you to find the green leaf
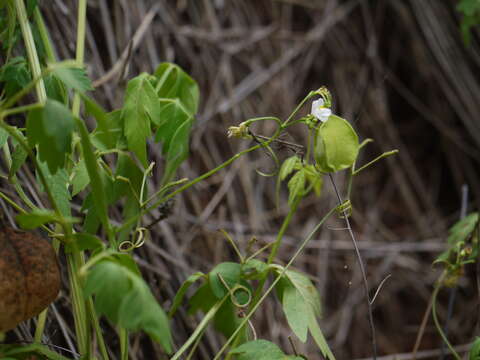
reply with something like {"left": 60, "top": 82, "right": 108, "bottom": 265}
{"left": 457, "top": 0, "right": 480, "bottom": 16}
{"left": 469, "top": 337, "right": 480, "bottom": 360}
{"left": 153, "top": 63, "right": 199, "bottom": 184}
{"left": 0, "top": 57, "right": 31, "bottom": 98}
{"left": 118, "top": 279, "right": 171, "bottom": 351}
{"left": 113, "top": 153, "right": 144, "bottom": 201}
{"left": 0, "top": 127, "right": 9, "bottom": 147}
{"left": 27, "top": 99, "right": 74, "bottom": 173}
{"left": 154, "top": 63, "right": 199, "bottom": 116}
{"left": 304, "top": 164, "right": 323, "bottom": 196}
{"left": 314, "top": 115, "right": 359, "bottom": 173}
{"left": 242, "top": 259, "right": 269, "bottom": 280}
{"left": 122, "top": 73, "right": 159, "bottom": 167}
{"left": 0, "top": 343, "right": 71, "bottom": 360}
{"left": 230, "top": 339, "right": 301, "bottom": 360}
{"left": 308, "top": 306, "right": 336, "bottom": 360}
{"left": 274, "top": 268, "right": 334, "bottom": 358}
{"left": 279, "top": 156, "right": 300, "bottom": 181}
{"left": 38, "top": 162, "right": 71, "bottom": 217}
{"left": 283, "top": 270, "right": 321, "bottom": 316}
{"left": 448, "top": 212, "right": 479, "bottom": 245}
{"left": 188, "top": 283, "right": 217, "bottom": 315}
{"left": 213, "top": 297, "right": 246, "bottom": 341}
{"left": 287, "top": 169, "right": 305, "bottom": 205}
{"left": 16, "top": 208, "right": 57, "bottom": 229}
{"left": 65, "top": 233, "right": 104, "bottom": 253}
{"left": 51, "top": 63, "right": 93, "bottom": 93}
{"left": 155, "top": 99, "right": 191, "bottom": 144}
{"left": 84, "top": 259, "right": 172, "bottom": 353}
{"left": 153, "top": 99, "right": 193, "bottom": 184}
{"left": 91, "top": 109, "right": 125, "bottom": 151}
{"left": 44, "top": 73, "right": 67, "bottom": 103}
{"left": 71, "top": 159, "right": 89, "bottom": 196}
{"left": 75, "top": 117, "right": 110, "bottom": 236}
{"left": 169, "top": 272, "right": 205, "bottom": 318}
{"left": 160, "top": 113, "right": 193, "bottom": 184}
{"left": 9, "top": 142, "right": 28, "bottom": 179}
{"left": 209, "top": 262, "right": 242, "bottom": 298}
{"left": 276, "top": 277, "right": 309, "bottom": 342}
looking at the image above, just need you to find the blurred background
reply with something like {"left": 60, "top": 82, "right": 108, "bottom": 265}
{"left": 9, "top": 0, "right": 480, "bottom": 359}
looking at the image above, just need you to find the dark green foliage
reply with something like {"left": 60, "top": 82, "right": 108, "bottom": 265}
{"left": 84, "top": 259, "right": 172, "bottom": 353}
{"left": 27, "top": 99, "right": 73, "bottom": 173}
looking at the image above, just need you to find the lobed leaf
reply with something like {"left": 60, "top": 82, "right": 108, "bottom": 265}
{"left": 0, "top": 57, "right": 31, "bottom": 98}
{"left": 84, "top": 259, "right": 172, "bottom": 353}
{"left": 287, "top": 169, "right": 305, "bottom": 205}
{"left": 122, "top": 73, "right": 159, "bottom": 167}
{"left": 51, "top": 63, "right": 93, "bottom": 93}
{"left": 154, "top": 62, "right": 199, "bottom": 116}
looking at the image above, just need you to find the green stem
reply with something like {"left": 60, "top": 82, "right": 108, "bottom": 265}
{"left": 432, "top": 273, "right": 461, "bottom": 360}
{"left": 186, "top": 328, "right": 206, "bottom": 360}
{"left": 33, "top": 309, "right": 47, "bottom": 343}
{"left": 170, "top": 295, "right": 229, "bottom": 360}
{"left": 352, "top": 150, "right": 399, "bottom": 176}
{"left": 2, "top": 103, "right": 43, "bottom": 116}
{"left": 67, "top": 250, "right": 90, "bottom": 356}
{"left": 220, "top": 229, "right": 244, "bottom": 263}
{"left": 282, "top": 91, "right": 315, "bottom": 127}
{"left": 87, "top": 298, "right": 110, "bottom": 360}
{"left": 305, "top": 127, "right": 313, "bottom": 163}
{"left": 213, "top": 207, "right": 337, "bottom": 360}
{"left": 119, "top": 328, "right": 129, "bottom": 360}
{"left": 72, "top": 0, "right": 87, "bottom": 117}
{"left": 14, "top": 0, "right": 47, "bottom": 102}
{"left": 2, "top": 141, "right": 37, "bottom": 211}
{"left": 267, "top": 198, "right": 300, "bottom": 264}
{"left": 33, "top": 7, "right": 56, "bottom": 63}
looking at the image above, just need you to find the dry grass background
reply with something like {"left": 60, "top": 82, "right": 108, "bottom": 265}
{"left": 3, "top": 0, "right": 480, "bottom": 359}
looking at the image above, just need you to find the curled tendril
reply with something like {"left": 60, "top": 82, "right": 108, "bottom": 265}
{"left": 217, "top": 274, "right": 257, "bottom": 340}
{"left": 217, "top": 274, "right": 253, "bottom": 308}
{"left": 252, "top": 138, "right": 280, "bottom": 177}
{"left": 335, "top": 199, "right": 352, "bottom": 218}
{"left": 118, "top": 227, "right": 149, "bottom": 252}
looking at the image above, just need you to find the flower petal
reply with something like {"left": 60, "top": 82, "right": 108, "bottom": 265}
{"left": 318, "top": 108, "right": 332, "bottom": 122}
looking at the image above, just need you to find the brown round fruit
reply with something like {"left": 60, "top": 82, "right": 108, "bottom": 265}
{"left": 0, "top": 226, "right": 60, "bottom": 332}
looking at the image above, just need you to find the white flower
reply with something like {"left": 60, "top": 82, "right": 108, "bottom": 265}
{"left": 311, "top": 98, "right": 332, "bottom": 122}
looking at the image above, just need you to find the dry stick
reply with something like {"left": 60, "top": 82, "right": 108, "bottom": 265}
{"left": 328, "top": 174, "right": 377, "bottom": 360}
{"left": 92, "top": 3, "right": 159, "bottom": 87}
{"left": 440, "top": 184, "right": 469, "bottom": 360}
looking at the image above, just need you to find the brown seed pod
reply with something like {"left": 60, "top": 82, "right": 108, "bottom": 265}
{"left": 0, "top": 226, "right": 60, "bottom": 332}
